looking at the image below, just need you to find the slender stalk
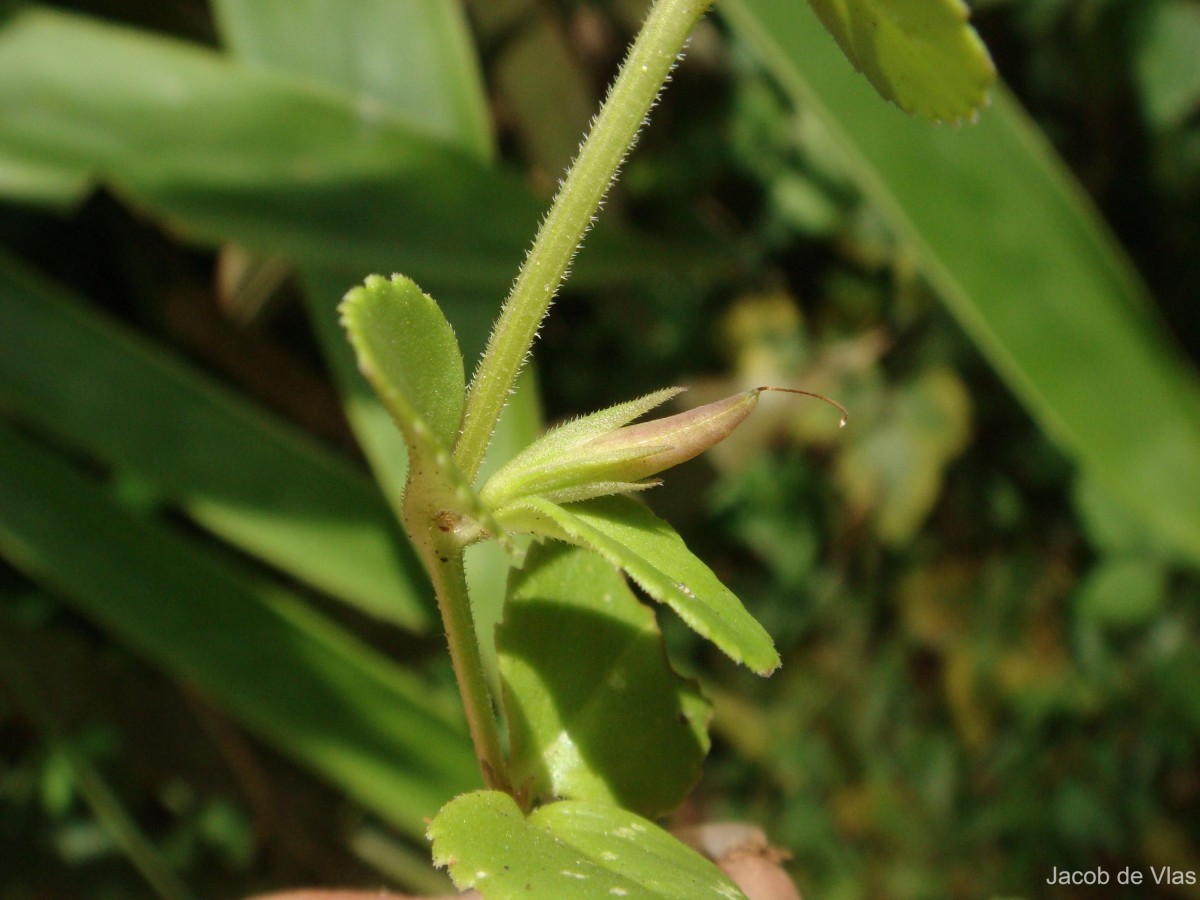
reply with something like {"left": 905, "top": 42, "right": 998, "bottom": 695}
{"left": 426, "top": 539, "right": 510, "bottom": 792}
{"left": 455, "top": 0, "right": 716, "bottom": 482}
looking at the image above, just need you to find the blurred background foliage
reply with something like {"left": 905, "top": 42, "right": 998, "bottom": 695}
{"left": 1, "top": 0, "right": 1199, "bottom": 898}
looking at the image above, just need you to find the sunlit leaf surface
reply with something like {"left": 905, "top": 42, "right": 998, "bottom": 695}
{"left": 499, "top": 496, "right": 780, "bottom": 675}
{"left": 805, "top": 0, "right": 995, "bottom": 121}
{"left": 340, "top": 274, "right": 466, "bottom": 450}
{"left": 429, "top": 791, "right": 747, "bottom": 899}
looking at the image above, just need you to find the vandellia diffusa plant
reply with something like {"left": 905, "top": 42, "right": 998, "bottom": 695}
{"left": 340, "top": 0, "right": 994, "bottom": 895}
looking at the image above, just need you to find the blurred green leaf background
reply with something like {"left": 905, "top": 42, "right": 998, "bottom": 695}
{"left": 1, "top": 0, "right": 1198, "bottom": 897}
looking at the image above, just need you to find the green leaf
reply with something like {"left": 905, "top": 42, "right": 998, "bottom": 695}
{"left": 1074, "top": 558, "right": 1168, "bottom": 629}
{"left": 302, "top": 272, "right": 415, "bottom": 514}
{"left": 498, "top": 497, "right": 780, "bottom": 676}
{"left": 1133, "top": 0, "right": 1200, "bottom": 131}
{"left": 0, "top": 252, "right": 430, "bottom": 629}
{"left": 0, "top": 154, "right": 90, "bottom": 207}
{"left": 0, "top": 6, "right": 723, "bottom": 290}
{"left": 340, "top": 274, "right": 504, "bottom": 583}
{"left": 0, "top": 421, "right": 476, "bottom": 840}
{"left": 211, "top": 0, "right": 493, "bottom": 160}
{"left": 1072, "top": 472, "right": 1168, "bottom": 558}
{"left": 498, "top": 543, "right": 710, "bottom": 816}
{"left": 339, "top": 274, "right": 497, "bottom": 551}
{"left": 804, "top": 0, "right": 995, "bottom": 121}
{"left": 340, "top": 274, "right": 465, "bottom": 450}
{"left": 723, "top": 0, "right": 1200, "bottom": 569}
{"left": 428, "top": 791, "right": 747, "bottom": 899}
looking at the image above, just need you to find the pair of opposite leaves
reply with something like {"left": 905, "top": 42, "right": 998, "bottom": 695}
{"left": 340, "top": 275, "right": 845, "bottom": 676}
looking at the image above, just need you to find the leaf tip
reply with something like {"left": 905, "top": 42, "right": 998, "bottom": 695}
{"left": 335, "top": 271, "right": 467, "bottom": 447}
{"left": 754, "top": 655, "right": 783, "bottom": 678}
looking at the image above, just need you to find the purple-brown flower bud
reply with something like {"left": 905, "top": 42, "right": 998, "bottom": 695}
{"left": 481, "top": 386, "right": 846, "bottom": 509}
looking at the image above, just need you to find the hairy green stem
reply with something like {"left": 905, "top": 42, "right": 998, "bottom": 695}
{"left": 455, "top": 0, "right": 715, "bottom": 482}
{"left": 402, "top": 442, "right": 508, "bottom": 787}
{"left": 426, "top": 539, "right": 511, "bottom": 792}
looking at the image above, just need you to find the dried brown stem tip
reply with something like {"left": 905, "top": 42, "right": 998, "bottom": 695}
{"left": 756, "top": 386, "right": 849, "bottom": 428}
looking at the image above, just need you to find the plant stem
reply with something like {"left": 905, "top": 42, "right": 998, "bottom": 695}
{"left": 426, "top": 539, "right": 510, "bottom": 792}
{"left": 455, "top": 0, "right": 715, "bottom": 482}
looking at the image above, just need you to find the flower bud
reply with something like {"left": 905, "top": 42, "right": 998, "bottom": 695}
{"left": 583, "top": 389, "right": 761, "bottom": 481}
{"left": 481, "top": 386, "right": 846, "bottom": 509}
